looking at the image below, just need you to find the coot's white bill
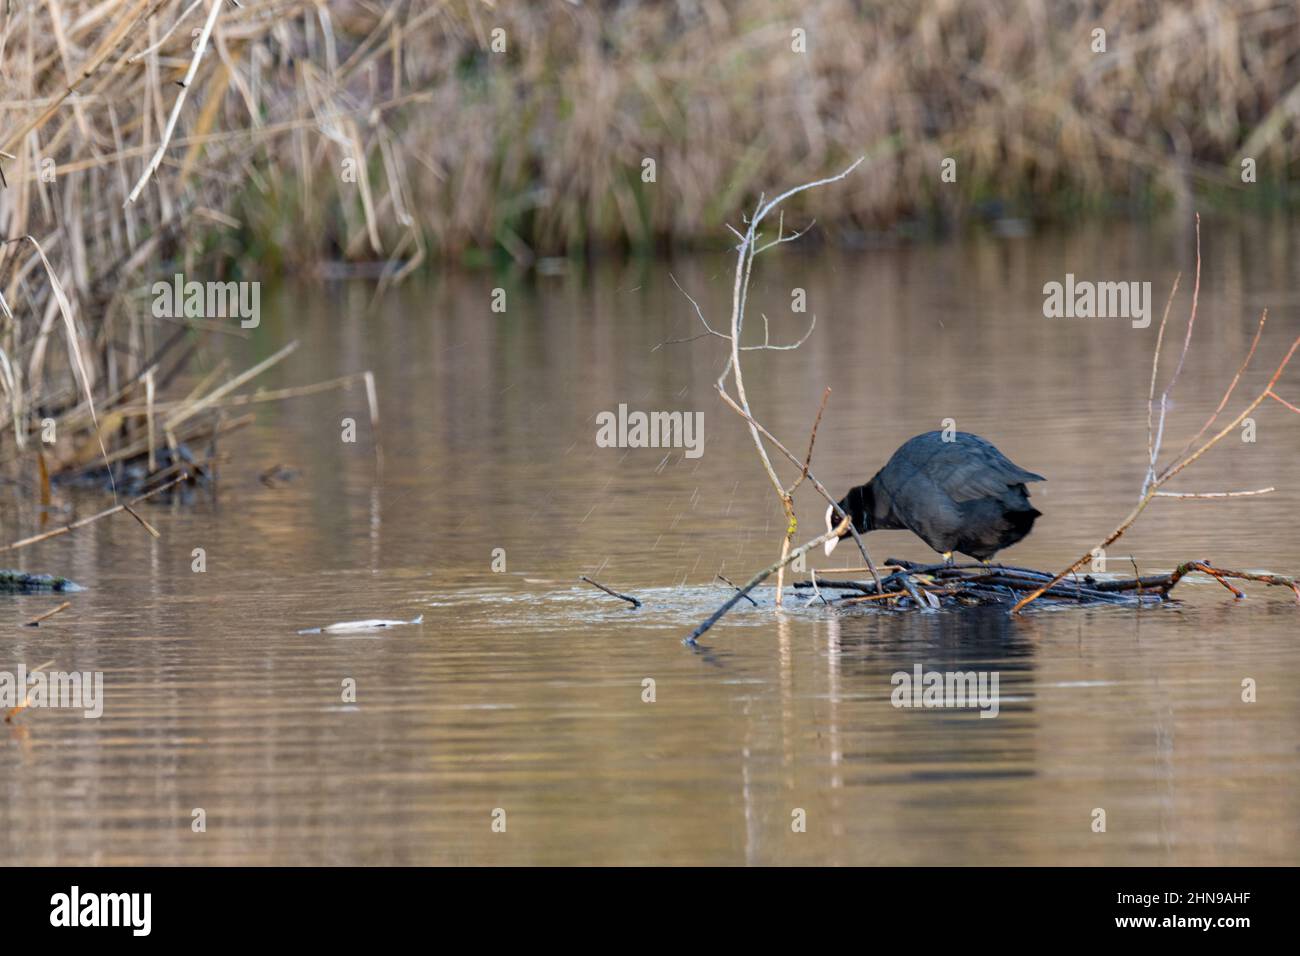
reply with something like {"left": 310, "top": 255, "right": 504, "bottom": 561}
{"left": 824, "top": 504, "right": 840, "bottom": 556}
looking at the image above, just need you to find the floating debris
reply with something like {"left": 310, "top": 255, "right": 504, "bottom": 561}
{"left": 0, "top": 571, "right": 84, "bottom": 593}
{"left": 297, "top": 614, "right": 424, "bottom": 635}
{"left": 25, "top": 601, "right": 72, "bottom": 626}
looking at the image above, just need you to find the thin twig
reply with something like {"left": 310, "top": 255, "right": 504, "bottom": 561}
{"left": 1172, "top": 308, "right": 1268, "bottom": 463}
{"left": 775, "top": 387, "right": 833, "bottom": 606}
{"left": 24, "top": 602, "right": 71, "bottom": 627}
{"left": 838, "top": 591, "right": 909, "bottom": 605}
{"left": 716, "top": 574, "right": 758, "bottom": 606}
{"left": 579, "top": 576, "right": 641, "bottom": 608}
{"left": 1147, "top": 215, "right": 1203, "bottom": 494}
{"left": 715, "top": 385, "right": 882, "bottom": 591}
{"left": 1014, "top": 323, "right": 1300, "bottom": 613}
{"left": 1154, "top": 487, "right": 1274, "bottom": 498}
{"left": 0, "top": 473, "right": 188, "bottom": 554}
{"left": 1144, "top": 273, "right": 1182, "bottom": 492}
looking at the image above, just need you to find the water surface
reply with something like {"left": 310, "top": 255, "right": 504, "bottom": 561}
{"left": 2, "top": 218, "right": 1298, "bottom": 865}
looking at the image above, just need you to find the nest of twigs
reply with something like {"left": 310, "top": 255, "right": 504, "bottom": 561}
{"left": 794, "top": 557, "right": 1300, "bottom": 610}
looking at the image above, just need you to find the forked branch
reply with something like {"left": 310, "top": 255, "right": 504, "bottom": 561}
{"left": 672, "top": 158, "right": 880, "bottom": 641}
{"left": 1013, "top": 217, "right": 1300, "bottom": 614}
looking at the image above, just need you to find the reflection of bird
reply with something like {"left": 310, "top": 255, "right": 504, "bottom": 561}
{"left": 824, "top": 431, "right": 1044, "bottom": 563}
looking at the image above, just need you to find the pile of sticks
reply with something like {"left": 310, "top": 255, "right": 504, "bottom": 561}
{"left": 794, "top": 558, "right": 1300, "bottom": 610}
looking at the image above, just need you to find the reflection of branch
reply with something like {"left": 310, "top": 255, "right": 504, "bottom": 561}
{"left": 1013, "top": 216, "right": 1300, "bottom": 614}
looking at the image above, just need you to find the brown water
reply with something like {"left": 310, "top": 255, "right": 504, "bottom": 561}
{"left": 2, "top": 218, "right": 1298, "bottom": 865}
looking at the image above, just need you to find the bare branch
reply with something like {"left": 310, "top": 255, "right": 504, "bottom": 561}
{"left": 1146, "top": 215, "right": 1203, "bottom": 493}
{"left": 1144, "top": 273, "right": 1181, "bottom": 490}
{"left": 753, "top": 158, "right": 865, "bottom": 228}
{"left": 1268, "top": 390, "right": 1300, "bottom": 414}
{"left": 579, "top": 576, "right": 641, "bottom": 609}
{"left": 680, "top": 157, "right": 874, "bottom": 633}
{"left": 655, "top": 273, "right": 730, "bottom": 351}
{"left": 714, "top": 384, "right": 882, "bottom": 590}
{"left": 755, "top": 218, "right": 817, "bottom": 255}
{"left": 1154, "top": 488, "right": 1275, "bottom": 499}
{"left": 1012, "top": 249, "right": 1300, "bottom": 617}
{"left": 1171, "top": 308, "right": 1267, "bottom": 462}
{"left": 652, "top": 330, "right": 722, "bottom": 351}
{"left": 739, "top": 313, "right": 817, "bottom": 350}
{"left": 787, "top": 387, "right": 831, "bottom": 497}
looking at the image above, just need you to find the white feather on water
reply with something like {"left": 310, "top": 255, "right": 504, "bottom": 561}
{"left": 297, "top": 614, "right": 424, "bottom": 635}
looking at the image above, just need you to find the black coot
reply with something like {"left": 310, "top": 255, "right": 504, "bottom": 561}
{"left": 824, "top": 431, "right": 1044, "bottom": 562}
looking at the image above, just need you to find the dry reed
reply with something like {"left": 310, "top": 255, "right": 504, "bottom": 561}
{"left": 1, "top": 0, "right": 1297, "bottom": 541}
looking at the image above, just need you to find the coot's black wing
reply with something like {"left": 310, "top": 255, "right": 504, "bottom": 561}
{"left": 892, "top": 432, "right": 1044, "bottom": 504}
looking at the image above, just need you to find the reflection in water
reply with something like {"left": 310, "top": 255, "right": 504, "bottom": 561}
{"left": 0, "top": 220, "right": 1297, "bottom": 864}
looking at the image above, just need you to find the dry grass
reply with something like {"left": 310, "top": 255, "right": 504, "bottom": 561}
{"left": 0, "top": 0, "right": 399, "bottom": 495}
{"left": 1, "top": 1, "right": 1298, "bottom": 490}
